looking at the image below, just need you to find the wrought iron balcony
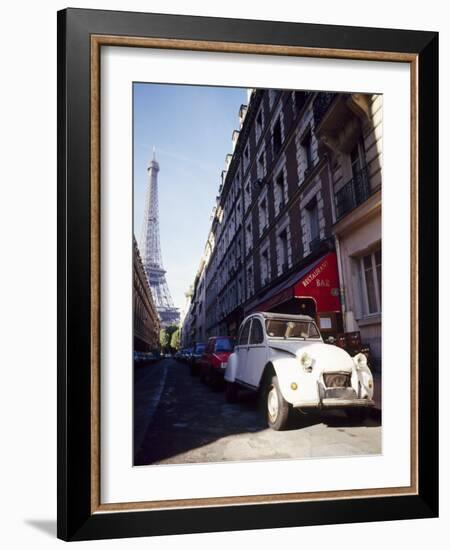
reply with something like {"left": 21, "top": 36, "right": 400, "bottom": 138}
{"left": 335, "top": 167, "right": 372, "bottom": 220}
{"left": 312, "top": 92, "right": 337, "bottom": 126}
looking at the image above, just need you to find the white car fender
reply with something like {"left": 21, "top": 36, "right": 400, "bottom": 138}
{"left": 269, "top": 357, "right": 305, "bottom": 405}
{"left": 224, "top": 351, "right": 239, "bottom": 383}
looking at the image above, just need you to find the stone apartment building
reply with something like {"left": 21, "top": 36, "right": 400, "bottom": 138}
{"left": 315, "top": 93, "right": 383, "bottom": 363}
{"left": 133, "top": 237, "right": 160, "bottom": 352}
{"left": 183, "top": 88, "right": 382, "bottom": 365}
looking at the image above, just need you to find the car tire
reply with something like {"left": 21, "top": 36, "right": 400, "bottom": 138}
{"left": 265, "top": 375, "right": 290, "bottom": 431}
{"left": 225, "top": 381, "right": 238, "bottom": 403}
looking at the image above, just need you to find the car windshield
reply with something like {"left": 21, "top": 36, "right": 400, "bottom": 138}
{"left": 265, "top": 319, "right": 321, "bottom": 340}
{"left": 215, "top": 338, "right": 234, "bottom": 352}
{"left": 195, "top": 344, "right": 205, "bottom": 353}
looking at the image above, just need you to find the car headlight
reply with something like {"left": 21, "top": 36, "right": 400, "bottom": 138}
{"left": 354, "top": 352, "right": 368, "bottom": 369}
{"left": 299, "top": 352, "right": 313, "bottom": 369}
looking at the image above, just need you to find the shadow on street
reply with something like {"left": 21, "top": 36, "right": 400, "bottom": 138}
{"left": 134, "top": 358, "right": 380, "bottom": 465}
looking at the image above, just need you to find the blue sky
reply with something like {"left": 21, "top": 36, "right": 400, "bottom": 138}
{"left": 133, "top": 83, "right": 248, "bottom": 310}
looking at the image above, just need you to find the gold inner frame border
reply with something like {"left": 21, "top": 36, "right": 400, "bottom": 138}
{"left": 90, "top": 34, "right": 419, "bottom": 514}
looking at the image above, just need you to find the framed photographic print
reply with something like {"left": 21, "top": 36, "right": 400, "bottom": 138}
{"left": 57, "top": 8, "right": 438, "bottom": 541}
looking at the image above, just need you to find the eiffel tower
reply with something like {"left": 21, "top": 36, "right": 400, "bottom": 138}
{"left": 139, "top": 149, "right": 179, "bottom": 327}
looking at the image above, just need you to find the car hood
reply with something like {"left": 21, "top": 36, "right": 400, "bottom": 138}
{"left": 268, "top": 341, "right": 354, "bottom": 372}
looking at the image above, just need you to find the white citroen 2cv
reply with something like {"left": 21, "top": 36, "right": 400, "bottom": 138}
{"left": 224, "top": 312, "right": 374, "bottom": 430}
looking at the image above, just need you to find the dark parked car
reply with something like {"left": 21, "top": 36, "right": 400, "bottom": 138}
{"left": 189, "top": 342, "right": 206, "bottom": 376}
{"left": 199, "top": 336, "right": 235, "bottom": 388}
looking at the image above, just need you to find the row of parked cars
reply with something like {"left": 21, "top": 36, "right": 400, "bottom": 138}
{"left": 133, "top": 351, "right": 161, "bottom": 365}
{"left": 178, "top": 312, "right": 375, "bottom": 431}
{"left": 175, "top": 337, "right": 235, "bottom": 388}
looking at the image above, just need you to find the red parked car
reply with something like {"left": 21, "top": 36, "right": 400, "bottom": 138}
{"left": 200, "top": 336, "right": 235, "bottom": 389}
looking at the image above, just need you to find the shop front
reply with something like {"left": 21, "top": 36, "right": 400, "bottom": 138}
{"left": 246, "top": 252, "right": 343, "bottom": 338}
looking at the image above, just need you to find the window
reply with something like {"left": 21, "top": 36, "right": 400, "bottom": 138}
{"left": 306, "top": 198, "right": 320, "bottom": 244}
{"left": 247, "top": 265, "right": 254, "bottom": 298}
{"left": 257, "top": 150, "right": 266, "bottom": 180}
{"left": 255, "top": 109, "right": 263, "bottom": 142}
{"left": 237, "top": 277, "right": 242, "bottom": 302}
{"left": 275, "top": 171, "right": 286, "bottom": 212}
{"left": 265, "top": 319, "right": 320, "bottom": 340}
{"left": 246, "top": 222, "right": 253, "bottom": 251}
{"left": 301, "top": 130, "right": 313, "bottom": 172}
{"left": 215, "top": 337, "right": 234, "bottom": 352}
{"left": 278, "top": 229, "right": 289, "bottom": 272}
{"left": 238, "top": 319, "right": 251, "bottom": 346}
{"left": 244, "top": 179, "right": 251, "bottom": 210}
{"left": 350, "top": 141, "right": 365, "bottom": 177}
{"left": 259, "top": 198, "right": 268, "bottom": 233}
{"left": 260, "top": 247, "right": 270, "bottom": 285}
{"left": 272, "top": 118, "right": 282, "bottom": 155}
{"left": 249, "top": 319, "right": 264, "bottom": 345}
{"left": 243, "top": 143, "right": 250, "bottom": 171}
{"left": 360, "top": 249, "right": 382, "bottom": 315}
{"left": 236, "top": 198, "right": 242, "bottom": 226}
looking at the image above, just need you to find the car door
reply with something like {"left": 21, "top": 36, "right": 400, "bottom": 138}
{"left": 246, "top": 317, "right": 268, "bottom": 388}
{"left": 235, "top": 319, "right": 252, "bottom": 384}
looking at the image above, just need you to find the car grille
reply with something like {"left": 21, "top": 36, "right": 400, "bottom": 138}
{"left": 323, "top": 372, "right": 351, "bottom": 388}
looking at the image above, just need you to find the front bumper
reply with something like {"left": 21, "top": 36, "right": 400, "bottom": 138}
{"left": 292, "top": 398, "right": 374, "bottom": 409}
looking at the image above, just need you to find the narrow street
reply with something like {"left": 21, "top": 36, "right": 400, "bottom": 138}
{"left": 134, "top": 358, "right": 381, "bottom": 466}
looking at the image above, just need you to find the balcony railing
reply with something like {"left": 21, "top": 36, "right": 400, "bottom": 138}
{"left": 312, "top": 92, "right": 336, "bottom": 126}
{"left": 335, "top": 167, "right": 372, "bottom": 220}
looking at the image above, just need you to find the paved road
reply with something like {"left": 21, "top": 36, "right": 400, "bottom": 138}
{"left": 134, "top": 358, "right": 381, "bottom": 465}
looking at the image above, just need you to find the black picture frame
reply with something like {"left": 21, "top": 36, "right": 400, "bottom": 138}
{"left": 57, "top": 7, "right": 438, "bottom": 541}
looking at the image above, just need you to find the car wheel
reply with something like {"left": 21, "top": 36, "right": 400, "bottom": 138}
{"left": 265, "top": 375, "right": 290, "bottom": 430}
{"left": 225, "top": 381, "right": 238, "bottom": 403}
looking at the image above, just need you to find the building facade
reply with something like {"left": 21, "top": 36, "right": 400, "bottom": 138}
{"left": 133, "top": 237, "right": 160, "bottom": 352}
{"left": 181, "top": 258, "right": 207, "bottom": 347}
{"left": 315, "top": 93, "right": 383, "bottom": 365}
{"left": 183, "top": 89, "right": 382, "bottom": 365}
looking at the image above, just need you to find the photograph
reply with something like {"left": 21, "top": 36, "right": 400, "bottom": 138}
{"left": 132, "top": 83, "right": 383, "bottom": 466}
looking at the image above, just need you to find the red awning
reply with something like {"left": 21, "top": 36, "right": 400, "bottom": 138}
{"left": 247, "top": 252, "right": 341, "bottom": 314}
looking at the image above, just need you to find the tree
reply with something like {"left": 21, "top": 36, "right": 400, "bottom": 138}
{"left": 170, "top": 328, "right": 181, "bottom": 351}
{"left": 160, "top": 325, "right": 179, "bottom": 353}
{"left": 159, "top": 329, "right": 170, "bottom": 350}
